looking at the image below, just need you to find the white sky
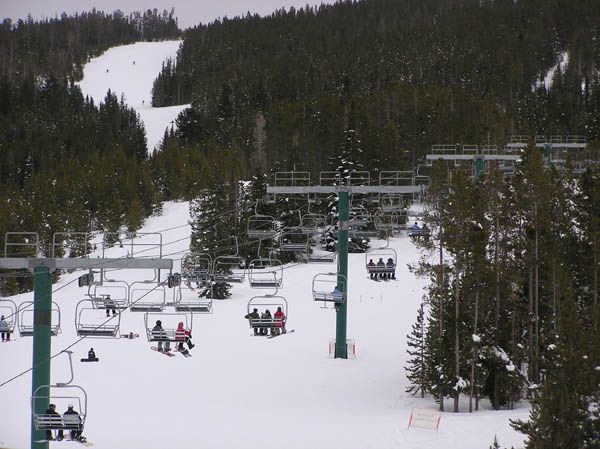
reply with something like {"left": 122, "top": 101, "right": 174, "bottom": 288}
{"left": 1, "top": 0, "right": 337, "bottom": 29}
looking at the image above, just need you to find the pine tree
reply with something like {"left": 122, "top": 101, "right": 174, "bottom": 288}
{"left": 406, "top": 302, "right": 428, "bottom": 397}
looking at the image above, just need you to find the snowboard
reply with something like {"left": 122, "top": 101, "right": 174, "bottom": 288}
{"left": 267, "top": 329, "right": 295, "bottom": 339}
{"left": 175, "top": 349, "right": 192, "bottom": 357}
{"left": 151, "top": 346, "right": 175, "bottom": 357}
{"left": 120, "top": 332, "right": 139, "bottom": 339}
{"left": 35, "top": 438, "right": 92, "bottom": 446}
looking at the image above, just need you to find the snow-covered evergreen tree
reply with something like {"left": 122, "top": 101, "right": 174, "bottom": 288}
{"left": 406, "top": 302, "right": 428, "bottom": 397}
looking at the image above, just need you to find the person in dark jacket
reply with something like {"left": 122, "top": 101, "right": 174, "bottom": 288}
{"left": 376, "top": 258, "right": 385, "bottom": 279}
{"left": 0, "top": 315, "right": 10, "bottom": 341}
{"left": 44, "top": 403, "right": 63, "bottom": 441}
{"left": 386, "top": 257, "right": 396, "bottom": 280}
{"left": 62, "top": 404, "right": 86, "bottom": 442}
{"left": 260, "top": 309, "right": 272, "bottom": 336}
{"left": 104, "top": 295, "right": 117, "bottom": 318}
{"left": 151, "top": 320, "right": 170, "bottom": 352}
{"left": 245, "top": 308, "right": 260, "bottom": 335}
{"left": 367, "top": 259, "right": 376, "bottom": 279}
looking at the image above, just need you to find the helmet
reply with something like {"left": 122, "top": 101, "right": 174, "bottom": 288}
{"left": 253, "top": 308, "right": 258, "bottom": 312}
{"left": 277, "top": 307, "right": 282, "bottom": 311}
{"left": 49, "top": 403, "right": 56, "bottom": 409}
{"left": 156, "top": 320, "right": 162, "bottom": 326}
{"left": 68, "top": 404, "right": 74, "bottom": 409}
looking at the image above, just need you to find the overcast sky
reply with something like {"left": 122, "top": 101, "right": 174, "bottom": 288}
{"left": 2, "top": 0, "right": 337, "bottom": 29}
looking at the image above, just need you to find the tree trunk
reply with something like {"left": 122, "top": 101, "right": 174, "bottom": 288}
{"left": 594, "top": 230, "right": 598, "bottom": 305}
{"left": 454, "top": 268, "right": 460, "bottom": 413}
{"left": 469, "top": 288, "right": 479, "bottom": 413}
{"left": 439, "top": 232, "right": 445, "bottom": 412}
{"left": 494, "top": 211, "right": 500, "bottom": 410}
{"left": 534, "top": 205, "right": 539, "bottom": 384}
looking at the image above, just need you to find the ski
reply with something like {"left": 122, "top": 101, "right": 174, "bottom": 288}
{"left": 267, "top": 329, "right": 295, "bottom": 339}
{"left": 151, "top": 346, "right": 175, "bottom": 357}
{"left": 175, "top": 349, "right": 192, "bottom": 357}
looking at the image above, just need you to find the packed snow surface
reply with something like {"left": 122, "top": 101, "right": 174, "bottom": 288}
{"left": 0, "top": 41, "right": 529, "bottom": 449}
{"left": 77, "top": 41, "right": 189, "bottom": 153}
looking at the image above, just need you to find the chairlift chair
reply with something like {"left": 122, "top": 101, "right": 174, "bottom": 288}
{"left": 213, "top": 256, "right": 246, "bottom": 283}
{"left": 247, "top": 215, "right": 277, "bottom": 240}
{"left": 365, "top": 248, "right": 398, "bottom": 279}
{"left": 31, "top": 351, "right": 87, "bottom": 437}
{"left": 144, "top": 311, "right": 193, "bottom": 344}
{"left": 173, "top": 281, "right": 213, "bottom": 313}
{"left": 374, "top": 211, "right": 400, "bottom": 233}
{"left": 312, "top": 273, "right": 346, "bottom": 303}
{"left": 74, "top": 299, "right": 120, "bottom": 337}
{"left": 300, "top": 213, "right": 326, "bottom": 235}
{"left": 18, "top": 301, "right": 61, "bottom": 337}
{"left": 87, "top": 282, "right": 130, "bottom": 310}
{"left": 248, "top": 259, "right": 283, "bottom": 289}
{"left": 246, "top": 295, "right": 288, "bottom": 332}
{"left": 407, "top": 223, "right": 431, "bottom": 241}
{"left": 181, "top": 253, "right": 213, "bottom": 285}
{"left": 348, "top": 205, "right": 370, "bottom": 228}
{"left": 128, "top": 282, "right": 167, "bottom": 312}
{"left": 0, "top": 299, "right": 18, "bottom": 334}
{"left": 379, "top": 194, "right": 404, "bottom": 213}
{"left": 279, "top": 229, "right": 309, "bottom": 253}
{"left": 307, "top": 251, "right": 336, "bottom": 264}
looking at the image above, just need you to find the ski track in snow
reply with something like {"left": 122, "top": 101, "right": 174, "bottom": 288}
{"left": 0, "top": 43, "right": 529, "bottom": 449}
{"left": 77, "top": 41, "right": 189, "bottom": 154}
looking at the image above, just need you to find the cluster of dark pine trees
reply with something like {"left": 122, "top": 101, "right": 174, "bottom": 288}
{"left": 405, "top": 144, "right": 600, "bottom": 448}
{"left": 152, "top": 0, "right": 600, "bottom": 180}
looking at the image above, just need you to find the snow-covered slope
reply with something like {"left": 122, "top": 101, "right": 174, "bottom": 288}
{"left": 77, "top": 41, "right": 189, "bottom": 153}
{"left": 0, "top": 42, "right": 529, "bottom": 449}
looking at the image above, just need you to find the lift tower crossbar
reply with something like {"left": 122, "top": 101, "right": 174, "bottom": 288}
{"left": 266, "top": 182, "right": 422, "bottom": 359}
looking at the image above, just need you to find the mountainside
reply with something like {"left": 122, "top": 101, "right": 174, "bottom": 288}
{"left": 155, "top": 0, "right": 600, "bottom": 174}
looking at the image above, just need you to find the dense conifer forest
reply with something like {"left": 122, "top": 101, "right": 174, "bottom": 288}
{"left": 153, "top": 0, "right": 600, "bottom": 179}
{"left": 405, "top": 150, "right": 600, "bottom": 448}
{"left": 1, "top": 3, "right": 600, "bottom": 445}
{"left": 0, "top": 10, "right": 179, "bottom": 291}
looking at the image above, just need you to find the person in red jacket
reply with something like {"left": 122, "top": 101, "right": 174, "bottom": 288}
{"left": 273, "top": 307, "right": 286, "bottom": 336}
{"left": 175, "top": 322, "right": 195, "bottom": 355}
